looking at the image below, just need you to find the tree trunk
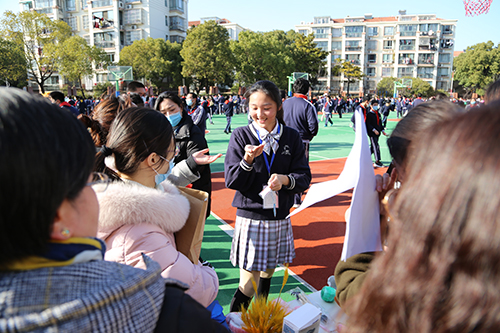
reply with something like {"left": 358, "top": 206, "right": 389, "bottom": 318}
{"left": 79, "top": 77, "right": 86, "bottom": 99}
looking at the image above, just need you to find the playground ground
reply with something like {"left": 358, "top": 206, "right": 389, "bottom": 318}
{"left": 200, "top": 111, "right": 397, "bottom": 313}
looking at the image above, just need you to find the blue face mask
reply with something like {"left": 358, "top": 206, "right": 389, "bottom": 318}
{"left": 166, "top": 113, "right": 182, "bottom": 127}
{"left": 186, "top": 99, "right": 193, "bottom": 107}
{"left": 153, "top": 156, "right": 175, "bottom": 186}
{"left": 373, "top": 105, "right": 380, "bottom": 111}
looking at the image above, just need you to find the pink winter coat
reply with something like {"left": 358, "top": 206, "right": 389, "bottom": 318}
{"left": 96, "top": 180, "right": 219, "bottom": 307}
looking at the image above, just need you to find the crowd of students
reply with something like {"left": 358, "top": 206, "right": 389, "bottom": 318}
{"left": 1, "top": 77, "right": 500, "bottom": 332}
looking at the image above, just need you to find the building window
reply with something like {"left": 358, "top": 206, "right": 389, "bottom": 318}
{"left": 442, "top": 25, "right": 454, "bottom": 35}
{"left": 383, "top": 40, "right": 393, "bottom": 50}
{"left": 366, "top": 40, "right": 377, "bottom": 50}
{"left": 384, "top": 26, "right": 394, "bottom": 36}
{"left": 35, "top": 0, "right": 53, "bottom": 8}
{"left": 331, "top": 41, "right": 341, "bottom": 50}
{"left": 400, "top": 24, "right": 418, "bottom": 36}
{"left": 398, "top": 53, "right": 415, "bottom": 65}
{"left": 92, "top": 0, "right": 113, "bottom": 8}
{"left": 419, "top": 23, "right": 438, "bottom": 35}
{"left": 96, "top": 73, "right": 108, "bottom": 82}
{"left": 169, "top": 16, "right": 185, "bottom": 31}
{"left": 440, "top": 39, "right": 454, "bottom": 49}
{"left": 93, "top": 10, "right": 114, "bottom": 28}
{"left": 46, "top": 76, "right": 59, "bottom": 85}
{"left": 124, "top": 9, "right": 142, "bottom": 25}
{"left": 169, "top": 0, "right": 184, "bottom": 12}
{"left": 23, "top": 2, "right": 33, "bottom": 10}
{"left": 439, "top": 53, "right": 451, "bottom": 63}
{"left": 65, "top": 16, "right": 78, "bottom": 30}
{"left": 436, "top": 81, "right": 448, "bottom": 90}
{"left": 366, "top": 68, "right": 376, "bottom": 77}
{"left": 417, "top": 67, "right": 434, "bottom": 79}
{"left": 83, "top": 15, "right": 89, "bottom": 30}
{"left": 298, "top": 29, "right": 308, "bottom": 35}
{"left": 81, "top": 0, "right": 88, "bottom": 10}
{"left": 438, "top": 67, "right": 449, "bottom": 77}
{"left": 367, "top": 80, "right": 376, "bottom": 90}
{"left": 314, "top": 16, "right": 330, "bottom": 24}
{"left": 332, "top": 28, "right": 342, "bottom": 37}
{"left": 94, "top": 31, "right": 115, "bottom": 48}
{"left": 313, "top": 27, "right": 329, "bottom": 39}
{"left": 397, "top": 67, "right": 414, "bottom": 78}
{"left": 382, "top": 67, "right": 393, "bottom": 77}
{"left": 345, "top": 40, "right": 361, "bottom": 51}
{"left": 125, "top": 30, "right": 142, "bottom": 45}
{"left": 399, "top": 39, "right": 415, "bottom": 51}
{"left": 169, "top": 35, "right": 184, "bottom": 43}
{"left": 65, "top": 0, "right": 76, "bottom": 11}
{"left": 418, "top": 53, "right": 434, "bottom": 64}
{"left": 345, "top": 54, "right": 360, "bottom": 65}
{"left": 345, "top": 26, "right": 363, "bottom": 38}
{"left": 367, "top": 27, "right": 378, "bottom": 37}
{"left": 315, "top": 41, "right": 328, "bottom": 51}
{"left": 367, "top": 54, "right": 376, "bottom": 64}
{"left": 331, "top": 54, "right": 341, "bottom": 62}
{"left": 382, "top": 54, "right": 393, "bottom": 63}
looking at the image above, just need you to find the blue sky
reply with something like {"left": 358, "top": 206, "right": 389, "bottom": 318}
{"left": 1, "top": 0, "right": 498, "bottom": 51}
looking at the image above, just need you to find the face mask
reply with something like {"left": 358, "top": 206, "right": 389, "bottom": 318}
{"left": 141, "top": 96, "right": 147, "bottom": 103}
{"left": 186, "top": 99, "right": 193, "bottom": 107}
{"left": 373, "top": 105, "right": 379, "bottom": 111}
{"left": 166, "top": 113, "right": 182, "bottom": 127}
{"left": 152, "top": 156, "right": 174, "bottom": 186}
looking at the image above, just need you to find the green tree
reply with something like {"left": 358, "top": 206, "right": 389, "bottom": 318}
{"left": 231, "top": 30, "right": 294, "bottom": 89}
{"left": 56, "top": 35, "right": 109, "bottom": 98}
{"left": 409, "top": 77, "right": 434, "bottom": 97}
{"left": 454, "top": 41, "right": 500, "bottom": 95}
{"left": 119, "top": 37, "right": 182, "bottom": 89}
{"left": 376, "top": 77, "right": 435, "bottom": 98}
{"left": 336, "top": 59, "right": 364, "bottom": 96}
{"left": 180, "top": 20, "right": 234, "bottom": 92}
{"left": 1, "top": 10, "right": 71, "bottom": 93}
{"left": 93, "top": 82, "right": 114, "bottom": 98}
{"left": 289, "top": 31, "right": 329, "bottom": 87}
{"left": 0, "top": 37, "right": 27, "bottom": 87}
{"left": 376, "top": 77, "right": 397, "bottom": 97}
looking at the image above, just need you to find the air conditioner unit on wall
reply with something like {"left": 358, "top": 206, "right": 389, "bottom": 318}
{"left": 126, "top": 4, "right": 132, "bottom": 9}
{"left": 118, "top": 2, "right": 124, "bottom": 9}
{"left": 131, "top": 24, "right": 137, "bottom": 29}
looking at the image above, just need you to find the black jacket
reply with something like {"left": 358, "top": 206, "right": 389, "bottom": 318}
{"left": 173, "top": 111, "right": 212, "bottom": 215}
{"left": 365, "top": 109, "right": 384, "bottom": 137}
{"left": 154, "top": 282, "right": 229, "bottom": 333}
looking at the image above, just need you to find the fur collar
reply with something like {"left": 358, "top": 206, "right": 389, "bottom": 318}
{"left": 96, "top": 181, "right": 190, "bottom": 236}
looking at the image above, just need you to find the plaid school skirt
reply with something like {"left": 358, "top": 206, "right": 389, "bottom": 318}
{"left": 230, "top": 216, "right": 296, "bottom": 272}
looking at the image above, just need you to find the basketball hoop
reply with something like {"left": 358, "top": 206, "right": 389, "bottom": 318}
{"left": 463, "top": 0, "right": 493, "bottom": 16}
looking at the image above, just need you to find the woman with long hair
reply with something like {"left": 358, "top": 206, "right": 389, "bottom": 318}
{"left": 94, "top": 107, "right": 219, "bottom": 308}
{"left": 343, "top": 104, "right": 500, "bottom": 332}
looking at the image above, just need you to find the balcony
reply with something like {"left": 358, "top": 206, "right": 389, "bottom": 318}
{"left": 314, "top": 34, "right": 328, "bottom": 39}
{"left": 169, "top": 23, "right": 186, "bottom": 32}
{"left": 399, "top": 58, "right": 415, "bottom": 65}
{"left": 94, "top": 41, "right": 115, "bottom": 48}
{"left": 400, "top": 45, "right": 415, "bottom": 51}
{"left": 419, "top": 31, "right": 437, "bottom": 37}
{"left": 400, "top": 31, "right": 417, "bottom": 37}
{"left": 417, "top": 73, "right": 434, "bottom": 79}
{"left": 345, "top": 46, "right": 362, "bottom": 52}
{"left": 346, "top": 59, "right": 361, "bottom": 65}
{"left": 346, "top": 33, "right": 362, "bottom": 38}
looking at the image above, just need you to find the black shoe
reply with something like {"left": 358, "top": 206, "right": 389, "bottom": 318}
{"left": 374, "top": 161, "right": 384, "bottom": 168}
{"left": 230, "top": 288, "right": 252, "bottom": 312}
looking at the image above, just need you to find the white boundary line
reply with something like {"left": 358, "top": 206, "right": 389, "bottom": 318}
{"left": 210, "top": 211, "right": 318, "bottom": 293}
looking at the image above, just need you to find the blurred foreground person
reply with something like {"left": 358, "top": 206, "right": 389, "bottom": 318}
{"left": 0, "top": 88, "right": 227, "bottom": 332}
{"left": 343, "top": 103, "right": 500, "bottom": 332}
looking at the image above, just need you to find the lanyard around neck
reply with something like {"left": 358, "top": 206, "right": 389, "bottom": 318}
{"left": 255, "top": 123, "right": 280, "bottom": 175}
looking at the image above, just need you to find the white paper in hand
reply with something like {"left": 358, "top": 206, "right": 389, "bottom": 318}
{"left": 287, "top": 108, "right": 382, "bottom": 261}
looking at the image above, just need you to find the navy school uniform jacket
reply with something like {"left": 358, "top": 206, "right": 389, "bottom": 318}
{"left": 282, "top": 96, "right": 319, "bottom": 141}
{"left": 224, "top": 124, "right": 312, "bottom": 220}
{"left": 365, "top": 109, "right": 384, "bottom": 137}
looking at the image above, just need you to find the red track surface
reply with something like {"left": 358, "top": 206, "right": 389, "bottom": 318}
{"left": 211, "top": 159, "right": 386, "bottom": 290}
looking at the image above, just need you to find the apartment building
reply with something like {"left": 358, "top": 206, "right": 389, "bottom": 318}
{"left": 188, "top": 17, "right": 248, "bottom": 41}
{"left": 295, "top": 11, "right": 457, "bottom": 96}
{"left": 19, "top": 0, "right": 188, "bottom": 91}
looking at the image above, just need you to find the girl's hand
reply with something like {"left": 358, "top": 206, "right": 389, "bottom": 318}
{"left": 192, "top": 148, "right": 222, "bottom": 165}
{"left": 244, "top": 143, "right": 264, "bottom": 164}
{"left": 267, "top": 173, "right": 290, "bottom": 191}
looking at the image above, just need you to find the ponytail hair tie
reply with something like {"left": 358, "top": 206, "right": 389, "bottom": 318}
{"left": 101, "top": 145, "right": 113, "bottom": 157}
